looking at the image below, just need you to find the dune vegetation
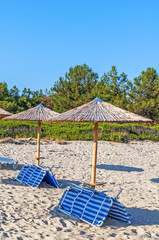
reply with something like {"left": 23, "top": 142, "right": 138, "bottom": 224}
{"left": 0, "top": 120, "right": 159, "bottom": 142}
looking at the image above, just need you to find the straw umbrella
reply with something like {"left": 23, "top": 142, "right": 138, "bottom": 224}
{"left": 45, "top": 97, "right": 153, "bottom": 188}
{"left": 3, "top": 104, "right": 59, "bottom": 165}
{"left": 0, "top": 108, "right": 12, "bottom": 118}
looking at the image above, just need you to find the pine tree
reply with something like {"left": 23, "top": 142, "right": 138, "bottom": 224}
{"left": 95, "top": 66, "right": 129, "bottom": 108}
{"left": 128, "top": 68, "right": 159, "bottom": 120}
{"left": 49, "top": 64, "right": 98, "bottom": 112}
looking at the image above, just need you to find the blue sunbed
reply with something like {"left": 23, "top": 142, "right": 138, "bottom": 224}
{"left": 57, "top": 184, "right": 131, "bottom": 226}
{"left": 15, "top": 163, "right": 58, "bottom": 188}
{"left": 0, "top": 157, "right": 18, "bottom": 168}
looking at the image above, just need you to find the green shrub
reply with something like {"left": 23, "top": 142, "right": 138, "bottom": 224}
{"left": 0, "top": 120, "right": 158, "bottom": 142}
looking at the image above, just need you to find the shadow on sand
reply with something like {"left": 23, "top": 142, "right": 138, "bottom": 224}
{"left": 105, "top": 207, "right": 159, "bottom": 227}
{"left": 1, "top": 177, "right": 29, "bottom": 187}
{"left": 127, "top": 207, "right": 159, "bottom": 226}
{"left": 97, "top": 164, "right": 144, "bottom": 172}
{"left": 50, "top": 206, "right": 159, "bottom": 228}
{"left": 39, "top": 179, "right": 81, "bottom": 189}
{"left": 1, "top": 177, "right": 81, "bottom": 189}
{"left": 151, "top": 178, "right": 159, "bottom": 183}
{"left": 55, "top": 179, "right": 82, "bottom": 189}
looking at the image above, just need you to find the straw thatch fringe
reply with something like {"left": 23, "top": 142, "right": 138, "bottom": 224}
{"left": 45, "top": 98, "right": 152, "bottom": 123}
{"left": 0, "top": 108, "right": 12, "bottom": 118}
{"left": 3, "top": 105, "right": 59, "bottom": 121}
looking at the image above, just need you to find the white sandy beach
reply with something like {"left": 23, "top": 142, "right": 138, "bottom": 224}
{"left": 0, "top": 140, "right": 159, "bottom": 240}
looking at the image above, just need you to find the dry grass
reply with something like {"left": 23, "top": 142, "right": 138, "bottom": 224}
{"left": 55, "top": 138, "right": 66, "bottom": 145}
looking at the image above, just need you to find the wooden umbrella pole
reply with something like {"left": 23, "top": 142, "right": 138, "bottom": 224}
{"left": 37, "top": 121, "right": 41, "bottom": 166}
{"left": 92, "top": 122, "right": 98, "bottom": 189}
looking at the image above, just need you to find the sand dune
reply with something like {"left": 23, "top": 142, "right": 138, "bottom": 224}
{"left": 0, "top": 140, "right": 159, "bottom": 239}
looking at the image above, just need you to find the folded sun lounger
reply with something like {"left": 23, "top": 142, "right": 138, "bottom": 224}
{"left": 57, "top": 184, "right": 131, "bottom": 226}
{"left": 15, "top": 163, "right": 58, "bottom": 188}
{"left": 0, "top": 157, "right": 18, "bottom": 169}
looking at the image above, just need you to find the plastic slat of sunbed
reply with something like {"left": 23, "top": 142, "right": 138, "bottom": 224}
{"left": 16, "top": 165, "right": 46, "bottom": 187}
{"left": 107, "top": 198, "right": 132, "bottom": 224}
{"left": 15, "top": 164, "right": 58, "bottom": 188}
{"left": 57, "top": 185, "right": 113, "bottom": 226}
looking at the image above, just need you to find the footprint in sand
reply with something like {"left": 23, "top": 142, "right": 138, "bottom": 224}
{"left": 56, "top": 227, "right": 62, "bottom": 231}
{"left": 60, "top": 219, "right": 67, "bottom": 227}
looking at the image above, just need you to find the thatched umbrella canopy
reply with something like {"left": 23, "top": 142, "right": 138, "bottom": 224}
{"left": 45, "top": 97, "right": 153, "bottom": 188}
{"left": 0, "top": 108, "right": 12, "bottom": 118}
{"left": 3, "top": 104, "right": 59, "bottom": 165}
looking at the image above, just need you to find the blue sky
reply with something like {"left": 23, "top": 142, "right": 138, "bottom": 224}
{"left": 0, "top": 0, "right": 159, "bottom": 92}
